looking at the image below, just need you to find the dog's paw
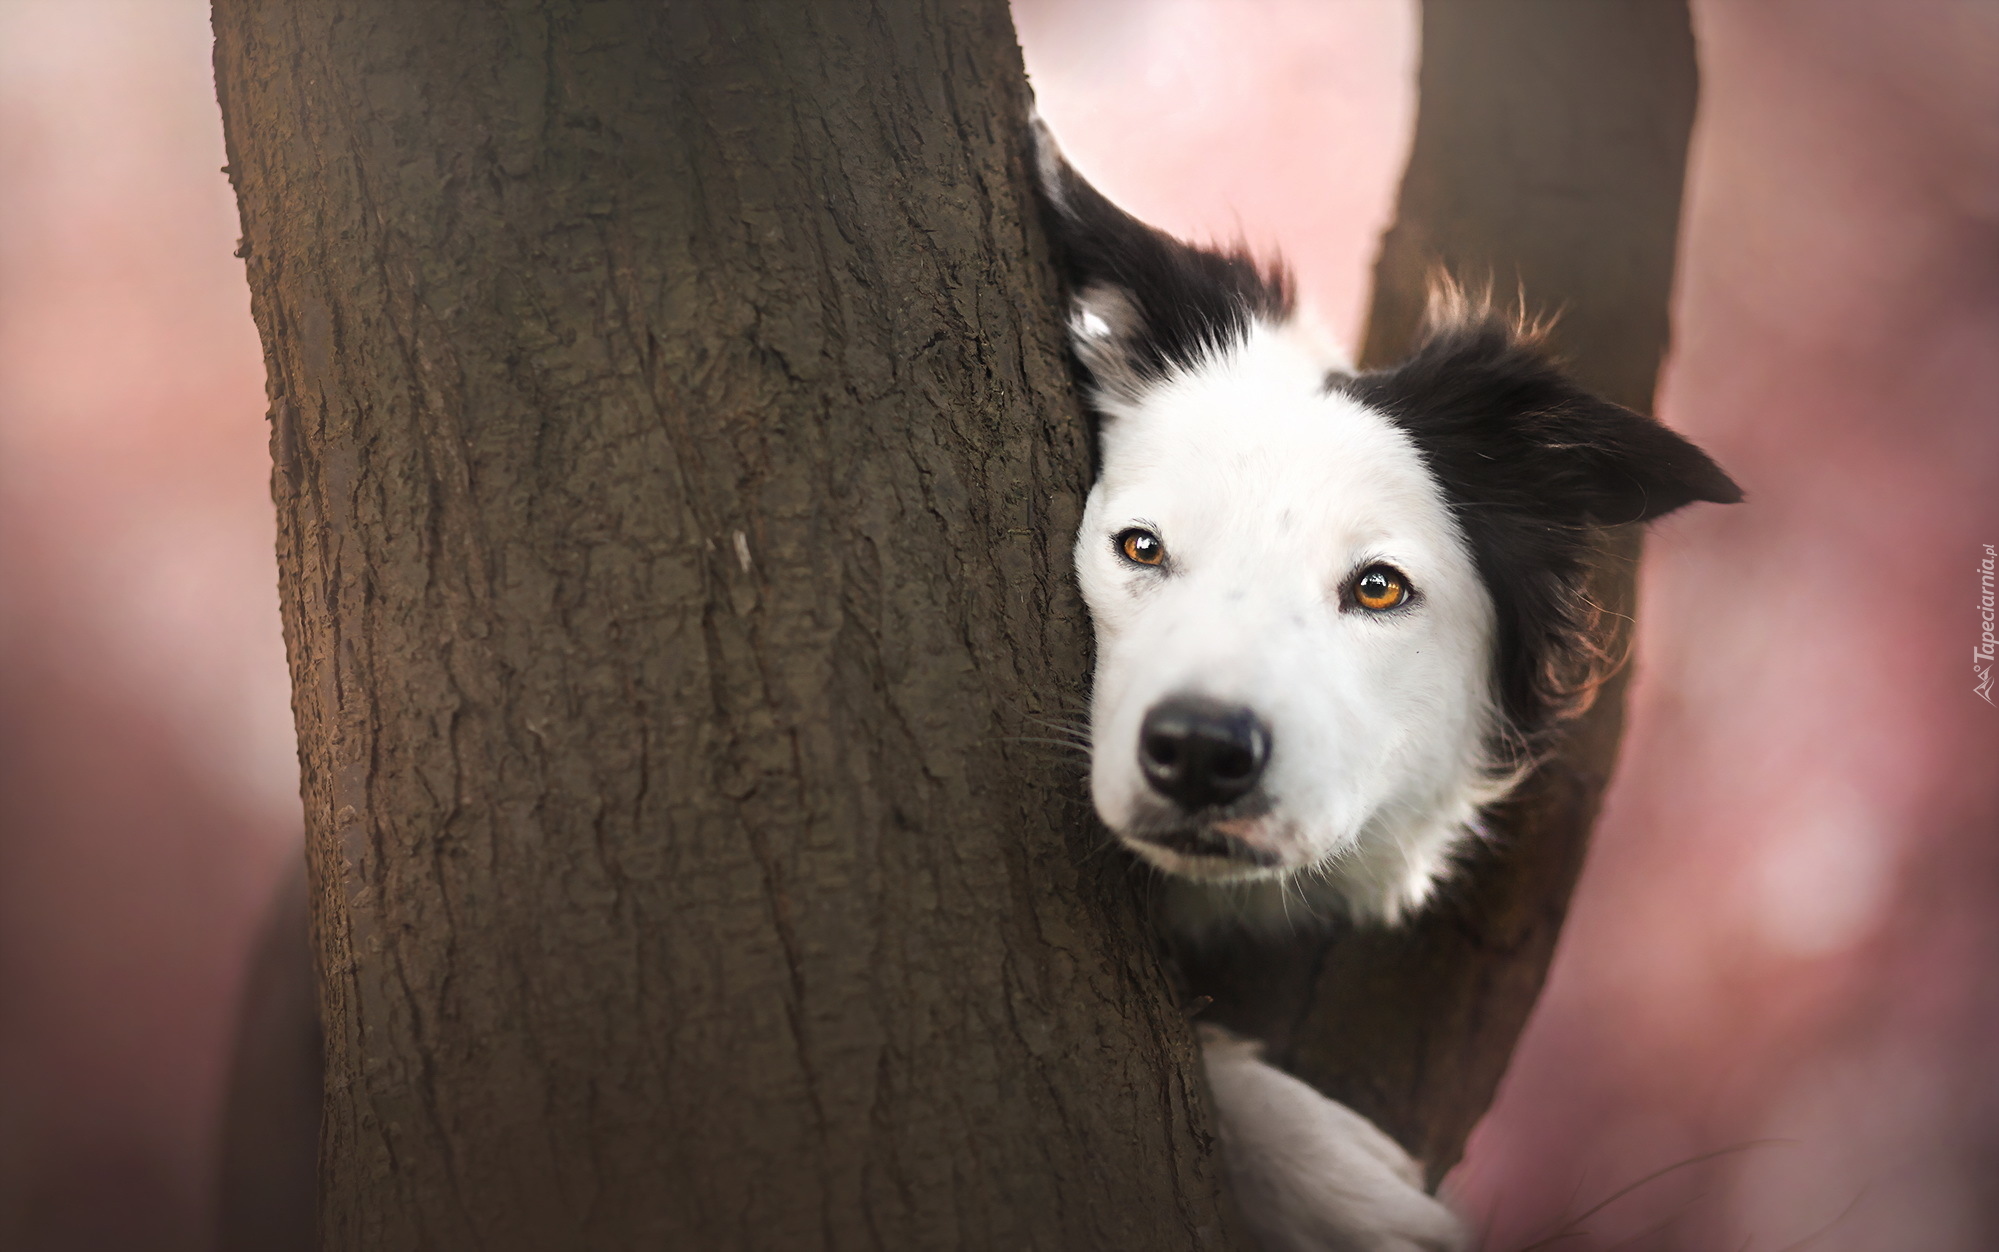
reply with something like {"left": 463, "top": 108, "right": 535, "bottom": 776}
{"left": 1201, "top": 1025, "right": 1469, "bottom": 1252}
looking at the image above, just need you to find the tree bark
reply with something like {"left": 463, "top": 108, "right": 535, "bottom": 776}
{"left": 212, "top": 3, "right": 1240, "bottom": 1249}
{"left": 1181, "top": 0, "right": 1699, "bottom": 1186}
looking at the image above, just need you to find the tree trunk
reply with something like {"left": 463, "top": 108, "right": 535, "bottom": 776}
{"left": 1181, "top": 0, "right": 1699, "bottom": 1185}
{"left": 212, "top": 3, "right": 1240, "bottom": 1248}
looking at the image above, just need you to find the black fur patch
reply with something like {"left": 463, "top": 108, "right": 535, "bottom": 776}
{"left": 1336, "top": 302, "right": 1741, "bottom": 747}
{"left": 1032, "top": 121, "right": 1292, "bottom": 388}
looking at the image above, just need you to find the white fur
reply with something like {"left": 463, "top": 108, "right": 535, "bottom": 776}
{"left": 1076, "top": 318, "right": 1504, "bottom": 929}
{"left": 1202, "top": 1027, "right": 1467, "bottom": 1252}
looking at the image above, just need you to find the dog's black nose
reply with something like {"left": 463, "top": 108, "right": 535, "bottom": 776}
{"left": 1138, "top": 697, "right": 1271, "bottom": 811}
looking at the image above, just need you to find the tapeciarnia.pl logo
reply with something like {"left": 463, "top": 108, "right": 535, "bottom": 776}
{"left": 1977, "top": 543, "right": 1996, "bottom": 706}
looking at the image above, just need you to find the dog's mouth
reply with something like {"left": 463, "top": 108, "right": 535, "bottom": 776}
{"left": 1119, "top": 807, "right": 1294, "bottom": 880}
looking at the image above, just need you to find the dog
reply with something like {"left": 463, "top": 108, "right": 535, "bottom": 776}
{"left": 1031, "top": 120, "right": 1740, "bottom": 1252}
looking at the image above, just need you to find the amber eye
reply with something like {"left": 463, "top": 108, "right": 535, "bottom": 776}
{"left": 1116, "top": 528, "right": 1166, "bottom": 567}
{"left": 1351, "top": 564, "right": 1410, "bottom": 612}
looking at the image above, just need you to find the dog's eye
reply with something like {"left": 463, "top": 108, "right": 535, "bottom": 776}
{"left": 1116, "top": 528, "right": 1166, "bottom": 567}
{"left": 1350, "top": 564, "right": 1410, "bottom": 612}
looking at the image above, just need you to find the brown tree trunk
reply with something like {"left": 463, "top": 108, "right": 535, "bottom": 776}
{"left": 1182, "top": 0, "right": 1699, "bottom": 1186}
{"left": 212, "top": 3, "right": 1241, "bottom": 1248}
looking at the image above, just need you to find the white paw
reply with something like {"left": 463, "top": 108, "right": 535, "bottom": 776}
{"left": 1201, "top": 1025, "right": 1469, "bottom": 1252}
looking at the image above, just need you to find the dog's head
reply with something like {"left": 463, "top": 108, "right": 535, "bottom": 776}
{"left": 1033, "top": 124, "right": 1740, "bottom": 926}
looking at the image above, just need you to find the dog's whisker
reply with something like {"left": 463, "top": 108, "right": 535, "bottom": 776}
{"left": 996, "top": 734, "right": 1095, "bottom": 759}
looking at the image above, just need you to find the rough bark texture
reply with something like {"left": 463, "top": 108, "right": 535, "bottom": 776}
{"left": 1182, "top": 0, "right": 1698, "bottom": 1186}
{"left": 211, "top": 3, "right": 1240, "bottom": 1249}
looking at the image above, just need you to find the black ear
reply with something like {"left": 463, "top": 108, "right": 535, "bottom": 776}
{"left": 1029, "top": 116, "right": 1292, "bottom": 399}
{"left": 1336, "top": 285, "right": 1741, "bottom": 746}
{"left": 1339, "top": 294, "right": 1741, "bottom": 528}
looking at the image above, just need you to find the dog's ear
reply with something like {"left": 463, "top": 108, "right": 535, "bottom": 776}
{"left": 1029, "top": 116, "right": 1292, "bottom": 402}
{"left": 1339, "top": 288, "right": 1741, "bottom": 527}
{"left": 1337, "top": 283, "right": 1739, "bottom": 744}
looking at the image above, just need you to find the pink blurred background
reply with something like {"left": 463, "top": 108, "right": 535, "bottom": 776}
{"left": 2, "top": 1, "right": 1993, "bottom": 1249}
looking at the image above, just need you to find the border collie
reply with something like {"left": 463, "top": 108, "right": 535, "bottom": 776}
{"left": 1031, "top": 120, "right": 1740, "bottom": 1252}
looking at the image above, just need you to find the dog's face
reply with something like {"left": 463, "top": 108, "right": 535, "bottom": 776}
{"left": 1076, "top": 323, "right": 1501, "bottom": 916}
{"left": 1035, "top": 123, "right": 1740, "bottom": 925}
